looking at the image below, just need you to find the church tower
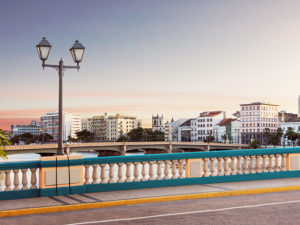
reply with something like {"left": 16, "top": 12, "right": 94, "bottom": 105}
{"left": 152, "top": 114, "right": 164, "bottom": 132}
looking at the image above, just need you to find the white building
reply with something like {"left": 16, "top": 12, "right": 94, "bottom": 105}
{"left": 152, "top": 114, "right": 164, "bottom": 132}
{"left": 164, "top": 118, "right": 188, "bottom": 141}
{"left": 240, "top": 102, "right": 279, "bottom": 145}
{"left": 90, "top": 113, "right": 141, "bottom": 141}
{"left": 81, "top": 118, "right": 91, "bottom": 131}
{"left": 280, "top": 120, "right": 300, "bottom": 146}
{"left": 40, "top": 111, "right": 81, "bottom": 142}
{"left": 191, "top": 111, "right": 225, "bottom": 142}
{"left": 231, "top": 119, "right": 241, "bottom": 144}
{"left": 178, "top": 119, "right": 192, "bottom": 142}
{"left": 11, "top": 120, "right": 41, "bottom": 137}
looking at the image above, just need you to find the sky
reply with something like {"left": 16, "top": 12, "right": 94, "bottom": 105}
{"left": 1, "top": 0, "right": 300, "bottom": 130}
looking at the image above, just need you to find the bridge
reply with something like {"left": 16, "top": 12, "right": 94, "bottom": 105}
{"left": 4, "top": 142, "right": 248, "bottom": 156}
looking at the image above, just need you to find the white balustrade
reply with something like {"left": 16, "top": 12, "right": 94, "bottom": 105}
{"left": 178, "top": 159, "right": 185, "bottom": 178}
{"left": 92, "top": 164, "right": 98, "bottom": 184}
{"left": 118, "top": 163, "right": 125, "bottom": 183}
{"left": 100, "top": 164, "right": 107, "bottom": 184}
{"left": 108, "top": 163, "right": 116, "bottom": 183}
{"left": 164, "top": 160, "right": 170, "bottom": 179}
{"left": 84, "top": 165, "right": 90, "bottom": 184}
{"left": 21, "top": 169, "right": 28, "bottom": 190}
{"left": 126, "top": 162, "right": 133, "bottom": 182}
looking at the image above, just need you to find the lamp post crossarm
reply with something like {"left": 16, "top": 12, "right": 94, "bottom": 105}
{"left": 63, "top": 65, "right": 80, "bottom": 69}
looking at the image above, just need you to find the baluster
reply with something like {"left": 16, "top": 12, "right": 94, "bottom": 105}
{"left": 178, "top": 159, "right": 185, "bottom": 178}
{"left": 243, "top": 156, "right": 249, "bottom": 174}
{"left": 157, "top": 161, "right": 163, "bottom": 180}
{"left": 203, "top": 158, "right": 209, "bottom": 177}
{"left": 217, "top": 158, "right": 224, "bottom": 176}
{"left": 256, "top": 155, "right": 262, "bottom": 173}
{"left": 282, "top": 154, "right": 287, "bottom": 171}
{"left": 12, "top": 169, "right": 20, "bottom": 191}
{"left": 84, "top": 165, "right": 90, "bottom": 184}
{"left": 268, "top": 155, "right": 274, "bottom": 172}
{"left": 118, "top": 163, "right": 125, "bottom": 183}
{"left": 224, "top": 157, "right": 230, "bottom": 175}
{"left": 100, "top": 164, "right": 107, "bottom": 184}
{"left": 250, "top": 156, "right": 255, "bottom": 174}
{"left": 30, "top": 168, "right": 37, "bottom": 189}
{"left": 141, "top": 161, "right": 148, "bottom": 181}
{"left": 164, "top": 160, "right": 170, "bottom": 179}
{"left": 126, "top": 162, "right": 133, "bottom": 182}
{"left": 4, "top": 170, "right": 11, "bottom": 191}
{"left": 275, "top": 154, "right": 280, "bottom": 172}
{"left": 149, "top": 161, "right": 155, "bottom": 180}
{"left": 262, "top": 155, "right": 268, "bottom": 172}
{"left": 230, "top": 157, "right": 236, "bottom": 175}
{"left": 21, "top": 169, "right": 28, "bottom": 190}
{"left": 108, "top": 163, "right": 115, "bottom": 183}
{"left": 133, "top": 162, "right": 140, "bottom": 182}
{"left": 210, "top": 158, "right": 217, "bottom": 176}
{"left": 171, "top": 160, "right": 178, "bottom": 179}
{"left": 237, "top": 156, "right": 243, "bottom": 175}
{"left": 92, "top": 164, "right": 98, "bottom": 184}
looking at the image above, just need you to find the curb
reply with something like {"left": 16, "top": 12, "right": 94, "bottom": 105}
{"left": 1, "top": 185, "right": 300, "bottom": 218}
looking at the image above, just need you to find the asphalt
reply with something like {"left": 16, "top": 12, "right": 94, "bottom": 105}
{"left": 2, "top": 177, "right": 300, "bottom": 218}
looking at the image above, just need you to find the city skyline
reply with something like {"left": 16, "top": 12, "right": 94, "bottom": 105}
{"left": 2, "top": 1, "right": 300, "bottom": 130}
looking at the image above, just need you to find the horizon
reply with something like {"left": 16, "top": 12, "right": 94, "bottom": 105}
{"left": 1, "top": 0, "right": 300, "bottom": 131}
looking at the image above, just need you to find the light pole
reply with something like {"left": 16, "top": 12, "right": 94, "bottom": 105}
{"left": 36, "top": 37, "right": 85, "bottom": 155}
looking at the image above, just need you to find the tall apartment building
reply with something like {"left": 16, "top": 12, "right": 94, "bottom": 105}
{"left": 240, "top": 102, "right": 279, "bottom": 145}
{"left": 90, "top": 113, "right": 142, "bottom": 141}
{"left": 11, "top": 120, "right": 41, "bottom": 137}
{"left": 40, "top": 111, "right": 81, "bottom": 141}
{"left": 152, "top": 114, "right": 164, "bottom": 132}
{"left": 81, "top": 118, "right": 91, "bottom": 131}
{"left": 191, "top": 111, "right": 225, "bottom": 142}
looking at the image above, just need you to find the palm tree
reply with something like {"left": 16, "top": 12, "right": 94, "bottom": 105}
{"left": 276, "top": 128, "right": 284, "bottom": 146}
{"left": 270, "top": 134, "right": 279, "bottom": 148}
{"left": 0, "top": 130, "right": 10, "bottom": 159}
{"left": 285, "top": 127, "right": 298, "bottom": 147}
{"left": 221, "top": 134, "right": 227, "bottom": 143}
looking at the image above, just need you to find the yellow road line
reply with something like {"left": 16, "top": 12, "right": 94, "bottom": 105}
{"left": 1, "top": 185, "right": 300, "bottom": 218}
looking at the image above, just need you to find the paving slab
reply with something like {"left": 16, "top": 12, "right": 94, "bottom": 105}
{"left": 1, "top": 177, "right": 300, "bottom": 212}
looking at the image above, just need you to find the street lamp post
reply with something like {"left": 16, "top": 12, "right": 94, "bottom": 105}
{"left": 36, "top": 37, "right": 85, "bottom": 155}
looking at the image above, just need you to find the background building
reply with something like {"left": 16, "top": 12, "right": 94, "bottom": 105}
{"left": 240, "top": 102, "right": 279, "bottom": 145}
{"left": 177, "top": 119, "right": 192, "bottom": 142}
{"left": 164, "top": 118, "right": 188, "bottom": 141}
{"left": 81, "top": 118, "right": 91, "bottom": 131}
{"left": 40, "top": 111, "right": 81, "bottom": 142}
{"left": 11, "top": 120, "right": 41, "bottom": 137}
{"left": 191, "top": 111, "right": 225, "bottom": 142}
{"left": 278, "top": 111, "right": 297, "bottom": 123}
{"left": 90, "top": 113, "right": 142, "bottom": 141}
{"left": 152, "top": 114, "right": 164, "bottom": 132}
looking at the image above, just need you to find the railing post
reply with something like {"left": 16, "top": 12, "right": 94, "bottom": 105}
{"left": 118, "top": 163, "right": 125, "bottom": 183}
{"left": 4, "top": 170, "right": 11, "bottom": 191}
{"left": 256, "top": 156, "right": 262, "bottom": 173}
{"left": 237, "top": 156, "right": 243, "bottom": 175}
{"left": 178, "top": 159, "right": 185, "bottom": 178}
{"left": 21, "top": 168, "right": 28, "bottom": 190}
{"left": 100, "top": 164, "right": 106, "bottom": 184}
{"left": 30, "top": 168, "right": 37, "bottom": 189}
{"left": 224, "top": 157, "right": 230, "bottom": 175}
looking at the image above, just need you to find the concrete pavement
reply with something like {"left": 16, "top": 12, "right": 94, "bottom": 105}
{"left": 2, "top": 178, "right": 300, "bottom": 218}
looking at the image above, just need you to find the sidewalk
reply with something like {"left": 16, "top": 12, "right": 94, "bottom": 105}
{"left": 2, "top": 177, "right": 300, "bottom": 217}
